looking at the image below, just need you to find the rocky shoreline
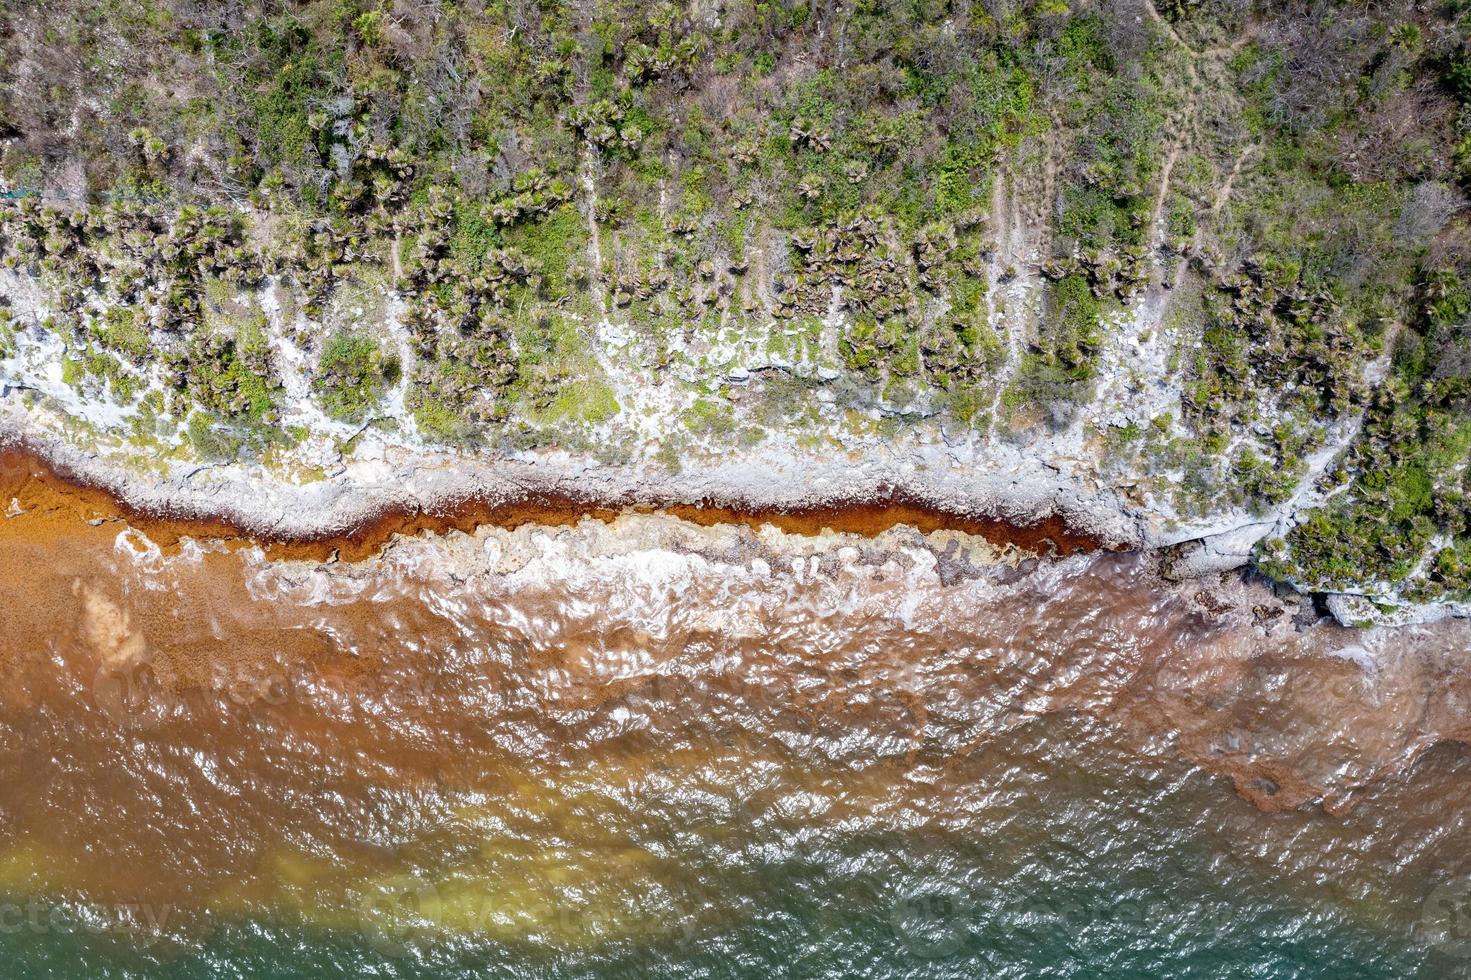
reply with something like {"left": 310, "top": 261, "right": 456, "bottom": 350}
{"left": 2, "top": 397, "right": 1436, "bottom": 627}
{"left": 0, "top": 419, "right": 1126, "bottom": 557}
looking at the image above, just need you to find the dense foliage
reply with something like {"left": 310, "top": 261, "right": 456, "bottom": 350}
{"left": 4, "top": 0, "right": 1471, "bottom": 602}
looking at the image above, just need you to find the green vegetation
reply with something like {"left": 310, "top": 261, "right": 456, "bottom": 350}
{"left": 5, "top": 0, "right": 1471, "bottom": 602}
{"left": 682, "top": 396, "right": 736, "bottom": 438}
{"left": 540, "top": 379, "right": 621, "bottom": 427}
{"left": 314, "top": 331, "right": 400, "bottom": 423}
{"left": 1007, "top": 275, "right": 1107, "bottom": 423}
{"left": 1260, "top": 272, "right": 1471, "bottom": 601}
{"left": 92, "top": 307, "right": 151, "bottom": 363}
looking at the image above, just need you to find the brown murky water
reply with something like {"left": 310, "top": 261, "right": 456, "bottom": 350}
{"left": 0, "top": 456, "right": 1469, "bottom": 977}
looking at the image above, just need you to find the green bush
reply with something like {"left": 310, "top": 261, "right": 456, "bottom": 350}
{"left": 314, "top": 332, "right": 401, "bottom": 423}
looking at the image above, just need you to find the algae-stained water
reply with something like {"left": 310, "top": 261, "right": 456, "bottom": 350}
{"left": 1, "top": 496, "right": 1471, "bottom": 977}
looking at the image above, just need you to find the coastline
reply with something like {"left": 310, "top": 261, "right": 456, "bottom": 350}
{"left": 0, "top": 430, "right": 1118, "bottom": 562}
{"left": 10, "top": 397, "right": 1463, "bottom": 626}
{"left": 12, "top": 464, "right": 1471, "bottom": 821}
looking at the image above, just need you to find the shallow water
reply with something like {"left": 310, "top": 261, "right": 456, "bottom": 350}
{"left": 1, "top": 496, "right": 1471, "bottom": 978}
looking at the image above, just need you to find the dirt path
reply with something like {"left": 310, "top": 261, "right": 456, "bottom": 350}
{"left": 1142, "top": 0, "right": 1255, "bottom": 60}
{"left": 580, "top": 150, "right": 606, "bottom": 314}
{"left": 1174, "top": 141, "right": 1258, "bottom": 282}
